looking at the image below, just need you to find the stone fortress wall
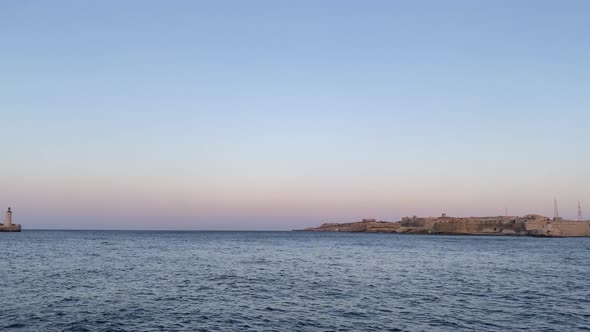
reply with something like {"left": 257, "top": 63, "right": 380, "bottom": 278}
{"left": 304, "top": 213, "right": 590, "bottom": 237}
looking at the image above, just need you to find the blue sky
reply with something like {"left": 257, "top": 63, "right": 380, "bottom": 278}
{"left": 1, "top": 1, "right": 589, "bottom": 229}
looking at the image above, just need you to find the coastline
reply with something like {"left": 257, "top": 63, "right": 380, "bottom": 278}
{"left": 299, "top": 215, "right": 590, "bottom": 237}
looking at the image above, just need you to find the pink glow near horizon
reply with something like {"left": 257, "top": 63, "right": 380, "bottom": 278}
{"left": 4, "top": 171, "right": 587, "bottom": 229}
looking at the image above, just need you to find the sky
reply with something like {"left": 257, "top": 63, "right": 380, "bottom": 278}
{"left": 1, "top": 1, "right": 589, "bottom": 230}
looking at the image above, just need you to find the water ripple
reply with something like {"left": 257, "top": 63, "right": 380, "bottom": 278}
{"left": 1, "top": 231, "right": 589, "bottom": 331}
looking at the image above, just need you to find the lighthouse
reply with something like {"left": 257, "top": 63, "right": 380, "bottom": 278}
{"left": 0, "top": 207, "right": 20, "bottom": 232}
{"left": 5, "top": 207, "right": 12, "bottom": 226}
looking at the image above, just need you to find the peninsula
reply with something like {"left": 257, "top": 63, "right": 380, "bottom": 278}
{"left": 0, "top": 207, "right": 21, "bottom": 232}
{"left": 301, "top": 214, "right": 590, "bottom": 237}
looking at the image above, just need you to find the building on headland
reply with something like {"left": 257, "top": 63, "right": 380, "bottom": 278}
{"left": 0, "top": 207, "right": 21, "bottom": 232}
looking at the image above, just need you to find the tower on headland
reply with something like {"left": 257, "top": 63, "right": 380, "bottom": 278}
{"left": 579, "top": 201, "right": 583, "bottom": 221}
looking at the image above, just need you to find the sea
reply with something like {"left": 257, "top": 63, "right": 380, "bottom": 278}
{"left": 1, "top": 230, "right": 589, "bottom": 332}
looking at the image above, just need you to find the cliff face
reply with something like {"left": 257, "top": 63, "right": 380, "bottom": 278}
{"left": 302, "top": 215, "right": 590, "bottom": 237}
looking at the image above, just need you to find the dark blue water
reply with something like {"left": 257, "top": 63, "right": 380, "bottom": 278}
{"left": 1, "top": 231, "right": 589, "bottom": 331}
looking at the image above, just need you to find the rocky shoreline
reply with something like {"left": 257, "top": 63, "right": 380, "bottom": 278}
{"left": 299, "top": 215, "right": 590, "bottom": 237}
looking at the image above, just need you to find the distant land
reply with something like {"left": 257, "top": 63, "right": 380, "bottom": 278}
{"left": 299, "top": 214, "right": 590, "bottom": 237}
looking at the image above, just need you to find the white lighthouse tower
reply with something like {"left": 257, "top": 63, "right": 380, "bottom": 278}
{"left": 0, "top": 207, "right": 19, "bottom": 232}
{"left": 5, "top": 207, "right": 12, "bottom": 226}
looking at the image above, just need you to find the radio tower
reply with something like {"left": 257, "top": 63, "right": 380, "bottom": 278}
{"left": 554, "top": 197, "right": 559, "bottom": 220}
{"left": 578, "top": 201, "right": 583, "bottom": 221}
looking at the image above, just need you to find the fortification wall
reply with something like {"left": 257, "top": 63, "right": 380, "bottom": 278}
{"left": 304, "top": 216, "right": 590, "bottom": 237}
{"left": 553, "top": 222, "right": 590, "bottom": 236}
{"left": 431, "top": 219, "right": 521, "bottom": 234}
{"left": 524, "top": 221, "right": 546, "bottom": 232}
{"left": 432, "top": 222, "right": 485, "bottom": 234}
{"left": 401, "top": 219, "right": 427, "bottom": 227}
